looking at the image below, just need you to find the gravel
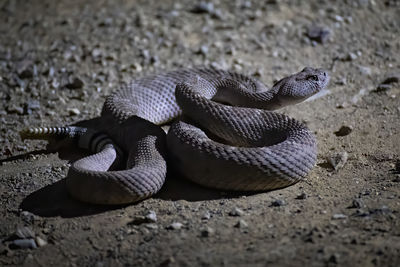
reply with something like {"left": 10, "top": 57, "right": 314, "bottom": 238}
{"left": 0, "top": 1, "right": 398, "bottom": 266}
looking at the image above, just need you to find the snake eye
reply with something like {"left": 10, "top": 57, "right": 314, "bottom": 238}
{"left": 308, "top": 75, "right": 319, "bottom": 81}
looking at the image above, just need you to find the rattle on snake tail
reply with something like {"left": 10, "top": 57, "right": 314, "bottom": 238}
{"left": 20, "top": 67, "right": 330, "bottom": 205}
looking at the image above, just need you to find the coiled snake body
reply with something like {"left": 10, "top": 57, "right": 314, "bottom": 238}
{"left": 21, "top": 67, "right": 330, "bottom": 204}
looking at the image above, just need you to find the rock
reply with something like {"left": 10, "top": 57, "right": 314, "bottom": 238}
{"left": 191, "top": 2, "right": 214, "bottom": 14}
{"left": 145, "top": 210, "right": 157, "bottom": 223}
{"left": 370, "top": 205, "right": 391, "bottom": 216}
{"left": 375, "top": 73, "right": 400, "bottom": 92}
{"left": 335, "top": 77, "right": 347, "bottom": 86}
{"left": 329, "top": 253, "right": 339, "bottom": 264}
{"left": 190, "top": 2, "right": 222, "bottom": 19}
{"left": 91, "top": 48, "right": 102, "bottom": 59}
{"left": 128, "top": 212, "right": 157, "bottom": 225}
{"left": 6, "top": 104, "right": 24, "bottom": 115}
{"left": 271, "top": 199, "right": 286, "bottom": 207}
{"left": 336, "top": 102, "right": 349, "bottom": 109}
{"left": 346, "top": 52, "right": 357, "bottom": 61}
{"left": 9, "top": 239, "right": 37, "bottom": 250}
{"left": 25, "top": 100, "right": 41, "bottom": 114}
{"left": 395, "top": 161, "right": 400, "bottom": 174}
{"left": 375, "top": 84, "right": 391, "bottom": 92}
{"left": 200, "top": 226, "right": 215, "bottom": 237}
{"left": 16, "top": 61, "right": 33, "bottom": 79}
{"left": 201, "top": 211, "right": 211, "bottom": 220}
{"left": 128, "top": 216, "right": 147, "bottom": 225}
{"left": 358, "top": 66, "right": 371, "bottom": 76}
{"left": 326, "top": 151, "right": 348, "bottom": 171}
{"left": 350, "top": 198, "right": 365, "bottom": 209}
{"left": 306, "top": 25, "right": 331, "bottom": 44}
{"left": 167, "top": 222, "right": 183, "bottom": 230}
{"left": 159, "top": 256, "right": 175, "bottom": 267}
{"left": 68, "top": 108, "right": 81, "bottom": 116}
{"left": 351, "top": 88, "right": 367, "bottom": 104}
{"left": 34, "top": 236, "right": 47, "bottom": 247}
{"left": 229, "top": 207, "right": 244, "bottom": 216}
{"left": 332, "top": 213, "right": 347, "bottom": 220}
{"left": 296, "top": 192, "right": 308, "bottom": 200}
{"left": 20, "top": 211, "right": 36, "bottom": 223}
{"left": 334, "top": 125, "right": 353, "bottom": 136}
{"left": 15, "top": 227, "right": 35, "bottom": 239}
{"left": 198, "top": 45, "right": 209, "bottom": 56}
{"left": 381, "top": 73, "right": 400, "bottom": 84}
{"left": 144, "top": 224, "right": 159, "bottom": 230}
{"left": 65, "top": 77, "right": 84, "bottom": 89}
{"left": 234, "top": 219, "right": 248, "bottom": 228}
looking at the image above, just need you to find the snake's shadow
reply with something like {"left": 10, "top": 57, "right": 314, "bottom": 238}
{"left": 16, "top": 117, "right": 254, "bottom": 218}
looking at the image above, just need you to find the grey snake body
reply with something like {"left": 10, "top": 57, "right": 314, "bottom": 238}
{"left": 21, "top": 67, "right": 330, "bottom": 204}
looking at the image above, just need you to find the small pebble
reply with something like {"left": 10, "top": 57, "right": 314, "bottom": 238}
{"left": 20, "top": 211, "right": 36, "bottom": 223}
{"left": 329, "top": 253, "right": 339, "bottom": 264}
{"left": 234, "top": 219, "right": 248, "bottom": 228}
{"left": 25, "top": 100, "right": 41, "bottom": 114}
{"left": 34, "top": 236, "right": 47, "bottom": 247}
{"left": 191, "top": 2, "right": 215, "bottom": 14}
{"left": 128, "top": 216, "right": 147, "bottom": 225}
{"left": 334, "top": 125, "right": 353, "bottom": 136}
{"left": 199, "top": 45, "right": 209, "bottom": 55}
{"left": 128, "top": 212, "right": 157, "bottom": 225}
{"left": 144, "top": 224, "right": 159, "bottom": 230}
{"left": 381, "top": 73, "right": 400, "bottom": 84}
{"left": 332, "top": 213, "right": 347, "bottom": 220}
{"left": 350, "top": 198, "right": 365, "bottom": 209}
{"left": 296, "top": 192, "right": 308, "bottom": 200}
{"left": 358, "top": 66, "right": 371, "bottom": 76}
{"left": 68, "top": 108, "right": 81, "bottom": 116}
{"left": 7, "top": 104, "right": 24, "bottom": 115}
{"left": 160, "top": 256, "right": 175, "bottom": 266}
{"left": 17, "top": 61, "right": 33, "bottom": 79}
{"left": 335, "top": 77, "right": 347, "bottom": 86}
{"left": 346, "top": 52, "right": 357, "bottom": 61}
{"left": 336, "top": 102, "right": 349, "bottom": 109}
{"left": 201, "top": 211, "right": 211, "bottom": 220}
{"left": 375, "top": 84, "right": 391, "bottom": 92}
{"left": 271, "top": 199, "right": 286, "bottom": 207}
{"left": 65, "top": 77, "right": 84, "bottom": 89}
{"left": 15, "top": 227, "right": 35, "bottom": 239}
{"left": 91, "top": 48, "right": 102, "bottom": 59}
{"left": 200, "top": 226, "right": 215, "bottom": 237}
{"left": 326, "top": 151, "right": 348, "bottom": 171}
{"left": 229, "top": 207, "right": 244, "bottom": 216}
{"left": 351, "top": 88, "right": 367, "bottom": 104}
{"left": 332, "top": 14, "right": 343, "bottom": 22}
{"left": 167, "top": 222, "right": 183, "bottom": 230}
{"left": 145, "top": 210, "right": 157, "bottom": 223}
{"left": 306, "top": 25, "right": 331, "bottom": 44}
{"left": 10, "top": 239, "right": 37, "bottom": 250}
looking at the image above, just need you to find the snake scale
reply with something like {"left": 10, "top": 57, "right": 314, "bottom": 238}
{"left": 21, "top": 67, "right": 330, "bottom": 204}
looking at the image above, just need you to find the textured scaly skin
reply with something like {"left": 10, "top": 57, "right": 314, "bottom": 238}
{"left": 21, "top": 67, "right": 330, "bottom": 204}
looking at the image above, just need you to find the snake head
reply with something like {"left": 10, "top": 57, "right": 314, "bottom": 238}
{"left": 272, "top": 67, "right": 330, "bottom": 107}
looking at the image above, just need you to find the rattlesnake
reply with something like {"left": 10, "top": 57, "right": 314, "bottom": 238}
{"left": 21, "top": 67, "right": 330, "bottom": 204}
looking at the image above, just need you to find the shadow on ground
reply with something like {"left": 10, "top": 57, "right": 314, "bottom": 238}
{"left": 19, "top": 165, "right": 251, "bottom": 218}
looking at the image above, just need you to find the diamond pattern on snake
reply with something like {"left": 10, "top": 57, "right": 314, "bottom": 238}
{"left": 21, "top": 67, "right": 330, "bottom": 204}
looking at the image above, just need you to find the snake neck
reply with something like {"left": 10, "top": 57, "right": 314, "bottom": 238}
{"left": 212, "top": 86, "right": 282, "bottom": 111}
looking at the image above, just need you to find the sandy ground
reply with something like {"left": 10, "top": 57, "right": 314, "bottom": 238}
{"left": 0, "top": 0, "right": 399, "bottom": 266}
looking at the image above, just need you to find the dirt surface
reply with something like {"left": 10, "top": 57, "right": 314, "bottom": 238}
{"left": 1, "top": 0, "right": 399, "bottom": 266}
